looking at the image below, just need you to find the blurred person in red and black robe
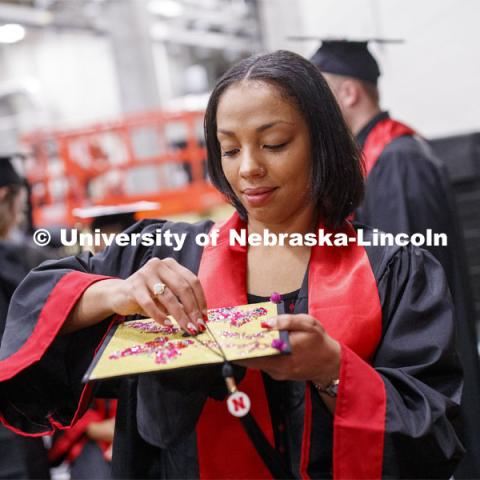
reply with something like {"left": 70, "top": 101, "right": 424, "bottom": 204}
{"left": 311, "top": 40, "right": 480, "bottom": 479}
{"left": 49, "top": 399, "right": 116, "bottom": 479}
{"left": 0, "top": 157, "right": 51, "bottom": 479}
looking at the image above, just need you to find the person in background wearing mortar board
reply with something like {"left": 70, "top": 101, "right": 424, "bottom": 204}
{"left": 0, "top": 156, "right": 51, "bottom": 479}
{"left": 311, "top": 39, "right": 480, "bottom": 479}
{"left": 48, "top": 205, "right": 144, "bottom": 480}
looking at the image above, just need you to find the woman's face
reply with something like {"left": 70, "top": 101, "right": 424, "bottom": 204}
{"left": 216, "top": 81, "right": 313, "bottom": 225}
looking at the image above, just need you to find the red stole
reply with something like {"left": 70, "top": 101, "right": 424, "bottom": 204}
{"left": 196, "top": 212, "right": 384, "bottom": 479}
{"left": 362, "top": 117, "right": 416, "bottom": 178}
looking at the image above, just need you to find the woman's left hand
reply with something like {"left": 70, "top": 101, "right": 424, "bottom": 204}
{"left": 236, "top": 314, "right": 341, "bottom": 387}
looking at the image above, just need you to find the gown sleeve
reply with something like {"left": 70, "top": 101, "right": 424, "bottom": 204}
{"left": 334, "top": 245, "right": 464, "bottom": 479}
{"left": 0, "top": 220, "right": 162, "bottom": 435}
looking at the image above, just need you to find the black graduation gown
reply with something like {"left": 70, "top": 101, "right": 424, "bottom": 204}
{"left": 355, "top": 112, "right": 480, "bottom": 478}
{"left": 0, "top": 240, "right": 48, "bottom": 337}
{"left": 0, "top": 240, "right": 53, "bottom": 480}
{"left": 0, "top": 219, "right": 464, "bottom": 478}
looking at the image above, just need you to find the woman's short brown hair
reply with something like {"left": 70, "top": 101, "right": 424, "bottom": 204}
{"left": 204, "top": 50, "right": 364, "bottom": 228}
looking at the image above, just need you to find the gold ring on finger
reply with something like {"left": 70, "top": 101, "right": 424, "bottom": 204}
{"left": 152, "top": 282, "right": 166, "bottom": 296}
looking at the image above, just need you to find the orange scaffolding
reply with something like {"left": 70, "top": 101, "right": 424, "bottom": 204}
{"left": 22, "top": 110, "right": 226, "bottom": 227}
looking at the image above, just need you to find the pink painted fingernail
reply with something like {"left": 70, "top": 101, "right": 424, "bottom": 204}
{"left": 186, "top": 322, "right": 198, "bottom": 335}
{"left": 261, "top": 319, "right": 275, "bottom": 329}
{"left": 197, "top": 319, "right": 207, "bottom": 332}
{"left": 163, "top": 318, "right": 173, "bottom": 326}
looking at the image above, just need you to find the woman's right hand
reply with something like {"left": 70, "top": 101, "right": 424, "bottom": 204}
{"left": 107, "top": 257, "right": 208, "bottom": 335}
{"left": 64, "top": 257, "right": 207, "bottom": 335}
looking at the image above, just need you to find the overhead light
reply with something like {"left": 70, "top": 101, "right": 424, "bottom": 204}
{"left": 0, "top": 24, "right": 26, "bottom": 44}
{"left": 148, "top": 0, "right": 184, "bottom": 18}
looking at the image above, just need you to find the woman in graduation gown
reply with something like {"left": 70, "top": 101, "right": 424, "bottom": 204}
{"left": 0, "top": 51, "right": 464, "bottom": 479}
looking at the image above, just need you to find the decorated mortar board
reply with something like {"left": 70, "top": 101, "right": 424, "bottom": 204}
{"left": 290, "top": 37, "right": 403, "bottom": 85}
{"left": 0, "top": 155, "right": 24, "bottom": 188}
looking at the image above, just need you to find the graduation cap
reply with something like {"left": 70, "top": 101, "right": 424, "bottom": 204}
{"left": 290, "top": 37, "right": 403, "bottom": 85}
{"left": 72, "top": 201, "right": 161, "bottom": 231}
{"left": 0, "top": 155, "right": 24, "bottom": 188}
